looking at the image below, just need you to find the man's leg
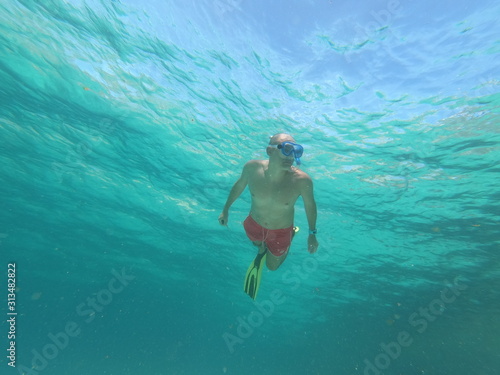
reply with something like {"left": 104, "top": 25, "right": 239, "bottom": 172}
{"left": 251, "top": 240, "right": 286, "bottom": 270}
{"left": 266, "top": 251, "right": 288, "bottom": 271}
{"left": 252, "top": 241, "right": 267, "bottom": 254}
{"left": 264, "top": 226, "right": 295, "bottom": 270}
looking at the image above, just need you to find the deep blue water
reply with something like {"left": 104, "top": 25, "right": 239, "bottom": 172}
{"left": 1, "top": 0, "right": 499, "bottom": 374}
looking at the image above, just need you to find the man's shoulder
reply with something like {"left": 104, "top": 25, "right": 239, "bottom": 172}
{"left": 242, "top": 159, "right": 266, "bottom": 176}
{"left": 292, "top": 167, "right": 312, "bottom": 181}
{"left": 245, "top": 159, "right": 265, "bottom": 165}
{"left": 244, "top": 159, "right": 266, "bottom": 169}
{"left": 292, "top": 168, "right": 313, "bottom": 194}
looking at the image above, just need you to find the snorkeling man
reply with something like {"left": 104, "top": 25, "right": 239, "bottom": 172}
{"left": 218, "top": 133, "right": 319, "bottom": 299}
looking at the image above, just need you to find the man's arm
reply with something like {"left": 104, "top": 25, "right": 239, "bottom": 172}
{"left": 301, "top": 176, "right": 319, "bottom": 253}
{"left": 218, "top": 161, "right": 252, "bottom": 226}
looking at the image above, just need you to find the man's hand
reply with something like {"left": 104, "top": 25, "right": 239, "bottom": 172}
{"left": 307, "top": 235, "right": 319, "bottom": 254}
{"left": 218, "top": 211, "right": 228, "bottom": 226}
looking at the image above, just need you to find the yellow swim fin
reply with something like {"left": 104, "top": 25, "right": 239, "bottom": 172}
{"left": 243, "top": 251, "right": 267, "bottom": 300}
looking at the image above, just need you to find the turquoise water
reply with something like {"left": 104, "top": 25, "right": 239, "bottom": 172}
{"left": 1, "top": 0, "right": 499, "bottom": 374}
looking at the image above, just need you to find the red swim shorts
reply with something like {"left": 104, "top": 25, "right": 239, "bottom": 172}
{"left": 243, "top": 215, "right": 294, "bottom": 257}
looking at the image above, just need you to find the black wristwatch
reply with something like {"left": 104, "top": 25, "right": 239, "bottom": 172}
{"left": 308, "top": 229, "right": 317, "bottom": 235}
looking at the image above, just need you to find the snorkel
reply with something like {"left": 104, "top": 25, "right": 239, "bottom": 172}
{"left": 294, "top": 152, "right": 301, "bottom": 165}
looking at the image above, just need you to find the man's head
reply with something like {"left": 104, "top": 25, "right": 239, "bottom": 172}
{"left": 269, "top": 133, "right": 295, "bottom": 146}
{"left": 266, "top": 133, "right": 303, "bottom": 169}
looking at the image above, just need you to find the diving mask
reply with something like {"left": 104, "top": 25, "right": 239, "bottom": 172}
{"left": 269, "top": 141, "right": 303, "bottom": 165}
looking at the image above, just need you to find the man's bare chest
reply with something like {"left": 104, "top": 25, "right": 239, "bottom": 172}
{"left": 248, "top": 174, "right": 299, "bottom": 202}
